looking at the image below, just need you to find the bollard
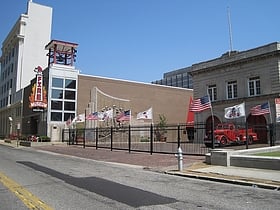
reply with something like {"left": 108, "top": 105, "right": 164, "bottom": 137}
{"left": 175, "top": 147, "right": 183, "bottom": 171}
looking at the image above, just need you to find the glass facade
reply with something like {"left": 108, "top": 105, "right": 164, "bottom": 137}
{"left": 50, "top": 77, "right": 76, "bottom": 121}
{"left": 152, "top": 69, "right": 193, "bottom": 89}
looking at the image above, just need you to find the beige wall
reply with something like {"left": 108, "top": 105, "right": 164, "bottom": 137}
{"left": 78, "top": 75, "right": 193, "bottom": 124}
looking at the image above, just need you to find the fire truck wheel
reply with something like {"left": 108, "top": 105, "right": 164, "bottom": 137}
{"left": 220, "top": 136, "right": 227, "bottom": 147}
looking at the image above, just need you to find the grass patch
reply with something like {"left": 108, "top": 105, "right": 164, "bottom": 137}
{"left": 254, "top": 151, "right": 280, "bottom": 157}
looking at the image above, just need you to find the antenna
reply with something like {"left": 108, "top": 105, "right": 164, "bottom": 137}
{"left": 227, "top": 7, "right": 233, "bottom": 54}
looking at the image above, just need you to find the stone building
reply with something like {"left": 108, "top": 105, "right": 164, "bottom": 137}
{"left": 189, "top": 43, "right": 280, "bottom": 143}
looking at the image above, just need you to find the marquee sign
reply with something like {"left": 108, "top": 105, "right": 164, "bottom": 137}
{"left": 29, "top": 66, "right": 47, "bottom": 111}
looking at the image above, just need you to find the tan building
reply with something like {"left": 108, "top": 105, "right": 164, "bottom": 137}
{"left": 78, "top": 74, "right": 192, "bottom": 125}
{"left": 20, "top": 40, "right": 193, "bottom": 141}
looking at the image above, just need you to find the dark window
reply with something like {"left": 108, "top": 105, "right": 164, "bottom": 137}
{"left": 248, "top": 77, "right": 260, "bottom": 96}
{"left": 51, "top": 101, "right": 62, "bottom": 110}
{"left": 64, "top": 102, "right": 75, "bottom": 111}
{"left": 64, "top": 90, "right": 75, "bottom": 100}
{"left": 64, "top": 113, "right": 75, "bottom": 122}
{"left": 65, "top": 79, "right": 76, "bottom": 89}
{"left": 51, "top": 112, "right": 62, "bottom": 121}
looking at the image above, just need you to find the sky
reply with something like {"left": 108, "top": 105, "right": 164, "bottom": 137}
{"left": 1, "top": 0, "right": 280, "bottom": 83}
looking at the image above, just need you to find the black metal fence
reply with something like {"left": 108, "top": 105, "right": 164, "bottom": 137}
{"left": 62, "top": 122, "right": 279, "bottom": 156}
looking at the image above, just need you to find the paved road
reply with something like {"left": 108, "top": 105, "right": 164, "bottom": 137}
{"left": 0, "top": 144, "right": 279, "bottom": 210}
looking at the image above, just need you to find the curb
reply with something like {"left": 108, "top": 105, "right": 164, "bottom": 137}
{"left": 165, "top": 170, "right": 280, "bottom": 191}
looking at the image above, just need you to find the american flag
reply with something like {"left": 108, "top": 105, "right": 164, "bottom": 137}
{"left": 86, "top": 112, "right": 99, "bottom": 120}
{"left": 189, "top": 95, "right": 211, "bottom": 112}
{"left": 116, "top": 110, "right": 131, "bottom": 122}
{"left": 250, "top": 102, "right": 270, "bottom": 115}
{"left": 66, "top": 116, "right": 72, "bottom": 126}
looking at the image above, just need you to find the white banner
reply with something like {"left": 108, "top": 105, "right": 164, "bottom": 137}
{"left": 137, "top": 107, "right": 153, "bottom": 120}
{"left": 224, "top": 102, "right": 245, "bottom": 119}
{"left": 275, "top": 98, "right": 280, "bottom": 122}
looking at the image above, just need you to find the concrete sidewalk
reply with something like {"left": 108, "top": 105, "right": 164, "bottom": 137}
{"left": 1, "top": 140, "right": 280, "bottom": 190}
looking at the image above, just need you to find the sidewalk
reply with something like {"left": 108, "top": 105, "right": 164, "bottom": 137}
{"left": 1, "top": 140, "right": 280, "bottom": 190}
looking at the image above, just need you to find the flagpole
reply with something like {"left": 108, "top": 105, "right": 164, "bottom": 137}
{"left": 243, "top": 101, "right": 249, "bottom": 149}
{"left": 210, "top": 103, "right": 215, "bottom": 149}
{"left": 206, "top": 93, "right": 215, "bottom": 149}
{"left": 268, "top": 101, "right": 272, "bottom": 124}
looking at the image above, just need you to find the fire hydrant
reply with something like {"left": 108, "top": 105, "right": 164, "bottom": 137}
{"left": 175, "top": 147, "right": 183, "bottom": 171}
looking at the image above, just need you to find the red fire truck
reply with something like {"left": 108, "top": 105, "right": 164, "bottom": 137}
{"left": 204, "top": 123, "right": 258, "bottom": 147}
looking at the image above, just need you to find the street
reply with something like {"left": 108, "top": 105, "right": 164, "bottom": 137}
{"left": 0, "top": 145, "right": 279, "bottom": 210}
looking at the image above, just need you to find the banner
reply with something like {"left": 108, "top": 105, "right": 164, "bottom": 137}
{"left": 275, "top": 98, "right": 280, "bottom": 122}
{"left": 137, "top": 107, "right": 153, "bottom": 120}
{"left": 224, "top": 102, "right": 245, "bottom": 119}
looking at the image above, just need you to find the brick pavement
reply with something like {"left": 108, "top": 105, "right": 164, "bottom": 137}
{"left": 34, "top": 144, "right": 205, "bottom": 171}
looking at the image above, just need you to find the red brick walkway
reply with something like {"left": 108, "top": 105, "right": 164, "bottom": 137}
{"left": 35, "top": 144, "right": 205, "bottom": 170}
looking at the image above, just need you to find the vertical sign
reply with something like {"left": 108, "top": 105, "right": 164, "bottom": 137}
{"left": 29, "top": 66, "right": 47, "bottom": 111}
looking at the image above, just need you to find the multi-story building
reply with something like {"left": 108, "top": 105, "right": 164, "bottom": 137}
{"left": 0, "top": 1, "right": 52, "bottom": 137}
{"left": 192, "top": 44, "right": 280, "bottom": 143}
{"left": 157, "top": 43, "right": 280, "bottom": 144}
{"left": 152, "top": 67, "right": 193, "bottom": 89}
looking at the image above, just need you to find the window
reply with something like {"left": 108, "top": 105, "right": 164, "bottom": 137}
{"left": 208, "top": 85, "right": 217, "bottom": 101}
{"left": 52, "top": 78, "right": 63, "bottom": 88}
{"left": 51, "top": 112, "right": 62, "bottom": 121}
{"left": 248, "top": 77, "right": 260, "bottom": 96}
{"left": 52, "top": 89, "right": 63, "bottom": 99}
{"left": 64, "top": 90, "right": 75, "bottom": 100}
{"left": 64, "top": 113, "right": 75, "bottom": 122}
{"left": 227, "top": 81, "right": 237, "bottom": 99}
{"left": 51, "top": 101, "right": 62, "bottom": 110}
{"left": 64, "top": 102, "right": 75, "bottom": 111}
{"left": 50, "top": 77, "right": 77, "bottom": 122}
{"left": 65, "top": 79, "right": 76, "bottom": 89}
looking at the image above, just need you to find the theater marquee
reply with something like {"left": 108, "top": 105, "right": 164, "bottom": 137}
{"left": 29, "top": 66, "right": 47, "bottom": 111}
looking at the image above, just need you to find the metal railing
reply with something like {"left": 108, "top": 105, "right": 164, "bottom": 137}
{"left": 62, "top": 122, "right": 279, "bottom": 156}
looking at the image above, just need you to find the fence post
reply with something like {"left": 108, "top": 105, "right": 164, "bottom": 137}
{"left": 150, "top": 124, "right": 153, "bottom": 155}
{"left": 95, "top": 127, "right": 98, "bottom": 150}
{"left": 177, "top": 124, "right": 181, "bottom": 149}
{"left": 111, "top": 126, "right": 113, "bottom": 151}
{"left": 245, "top": 121, "right": 249, "bottom": 149}
{"left": 211, "top": 124, "right": 215, "bottom": 149}
{"left": 269, "top": 123, "right": 275, "bottom": 146}
{"left": 128, "top": 125, "right": 131, "bottom": 153}
{"left": 83, "top": 128, "right": 85, "bottom": 148}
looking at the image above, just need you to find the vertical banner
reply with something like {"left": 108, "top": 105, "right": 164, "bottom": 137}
{"left": 29, "top": 66, "right": 47, "bottom": 111}
{"left": 275, "top": 98, "right": 280, "bottom": 122}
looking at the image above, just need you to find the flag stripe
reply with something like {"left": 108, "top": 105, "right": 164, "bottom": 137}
{"left": 189, "top": 95, "right": 211, "bottom": 112}
{"left": 250, "top": 102, "right": 270, "bottom": 115}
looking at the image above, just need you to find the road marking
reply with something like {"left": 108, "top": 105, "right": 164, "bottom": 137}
{"left": 0, "top": 171, "right": 53, "bottom": 210}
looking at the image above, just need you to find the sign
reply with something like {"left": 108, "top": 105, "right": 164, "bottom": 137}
{"left": 29, "top": 66, "right": 47, "bottom": 111}
{"left": 275, "top": 98, "right": 280, "bottom": 122}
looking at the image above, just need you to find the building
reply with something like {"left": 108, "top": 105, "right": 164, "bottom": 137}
{"left": 0, "top": 0, "right": 52, "bottom": 138}
{"left": 189, "top": 43, "right": 280, "bottom": 143}
{"left": 21, "top": 40, "right": 193, "bottom": 141}
{"left": 152, "top": 67, "right": 193, "bottom": 89}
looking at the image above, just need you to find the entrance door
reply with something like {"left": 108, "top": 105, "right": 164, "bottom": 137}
{"left": 247, "top": 114, "right": 267, "bottom": 143}
{"left": 30, "top": 117, "right": 38, "bottom": 135}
